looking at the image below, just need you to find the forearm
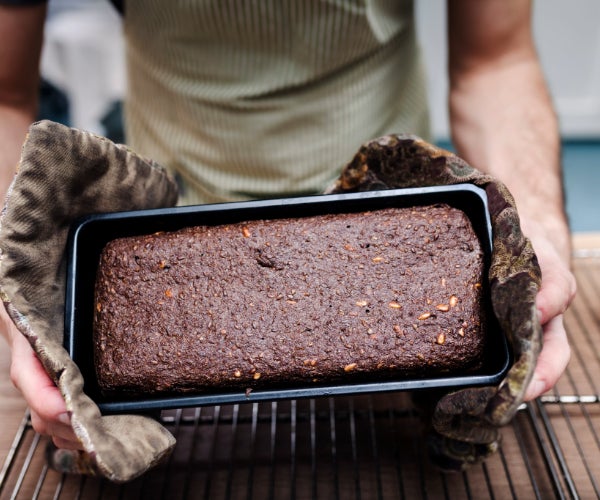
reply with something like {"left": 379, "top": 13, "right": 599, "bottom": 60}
{"left": 0, "top": 105, "right": 35, "bottom": 359}
{"left": 0, "top": 3, "right": 46, "bottom": 203}
{"left": 0, "top": 106, "right": 35, "bottom": 203}
{"left": 449, "top": 54, "right": 571, "bottom": 264}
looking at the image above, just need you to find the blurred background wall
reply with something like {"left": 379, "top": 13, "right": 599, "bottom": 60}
{"left": 38, "top": 0, "right": 599, "bottom": 232}
{"left": 39, "top": 0, "right": 124, "bottom": 139}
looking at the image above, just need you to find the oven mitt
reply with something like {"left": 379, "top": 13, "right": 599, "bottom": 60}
{"left": 327, "top": 134, "right": 542, "bottom": 471}
{"left": 0, "top": 120, "right": 179, "bottom": 482}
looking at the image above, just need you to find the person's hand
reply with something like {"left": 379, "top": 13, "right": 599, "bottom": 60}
{"left": 522, "top": 224, "right": 577, "bottom": 401}
{"left": 2, "top": 306, "right": 82, "bottom": 450}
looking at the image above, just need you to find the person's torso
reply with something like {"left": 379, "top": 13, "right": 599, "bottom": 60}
{"left": 123, "top": 0, "right": 429, "bottom": 205}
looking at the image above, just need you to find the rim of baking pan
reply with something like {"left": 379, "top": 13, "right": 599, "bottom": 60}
{"left": 64, "top": 183, "right": 511, "bottom": 414}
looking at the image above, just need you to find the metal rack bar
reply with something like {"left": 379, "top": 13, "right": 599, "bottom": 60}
{"left": 328, "top": 398, "right": 340, "bottom": 500}
{"left": 181, "top": 406, "right": 202, "bottom": 499}
{"left": 224, "top": 404, "right": 240, "bottom": 500}
{"left": 289, "top": 400, "right": 297, "bottom": 500}
{"left": 526, "top": 401, "right": 569, "bottom": 499}
{"left": 554, "top": 389, "right": 600, "bottom": 497}
{"left": 9, "top": 431, "right": 41, "bottom": 500}
{"left": 534, "top": 399, "right": 579, "bottom": 499}
{"left": 367, "top": 397, "right": 384, "bottom": 500}
{"left": 309, "top": 399, "right": 317, "bottom": 500}
{"left": 497, "top": 446, "right": 517, "bottom": 499}
{"left": 0, "top": 411, "right": 30, "bottom": 495}
{"left": 268, "top": 401, "right": 277, "bottom": 500}
{"left": 480, "top": 461, "right": 494, "bottom": 499}
{"left": 348, "top": 398, "right": 361, "bottom": 500}
{"left": 512, "top": 406, "right": 550, "bottom": 500}
{"left": 203, "top": 405, "right": 221, "bottom": 500}
{"left": 386, "top": 407, "right": 405, "bottom": 500}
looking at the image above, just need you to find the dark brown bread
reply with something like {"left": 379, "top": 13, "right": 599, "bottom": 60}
{"left": 93, "top": 205, "right": 487, "bottom": 396}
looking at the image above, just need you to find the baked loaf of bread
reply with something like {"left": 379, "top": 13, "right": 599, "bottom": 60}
{"left": 93, "top": 204, "right": 488, "bottom": 396}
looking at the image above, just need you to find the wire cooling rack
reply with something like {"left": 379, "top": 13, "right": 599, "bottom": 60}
{"left": 1, "top": 252, "right": 598, "bottom": 500}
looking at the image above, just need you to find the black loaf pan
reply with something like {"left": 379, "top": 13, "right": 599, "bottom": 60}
{"left": 64, "top": 184, "right": 510, "bottom": 414}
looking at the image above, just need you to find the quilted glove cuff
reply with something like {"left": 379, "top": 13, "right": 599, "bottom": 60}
{"left": 0, "top": 121, "right": 178, "bottom": 482}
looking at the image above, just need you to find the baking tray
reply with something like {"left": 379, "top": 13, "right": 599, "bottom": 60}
{"left": 64, "top": 184, "right": 510, "bottom": 414}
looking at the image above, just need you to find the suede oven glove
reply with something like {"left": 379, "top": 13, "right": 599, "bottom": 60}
{"left": 0, "top": 120, "right": 179, "bottom": 482}
{"left": 327, "top": 134, "right": 542, "bottom": 471}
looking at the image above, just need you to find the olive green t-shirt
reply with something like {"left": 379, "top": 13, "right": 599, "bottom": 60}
{"left": 123, "top": 0, "right": 429, "bottom": 205}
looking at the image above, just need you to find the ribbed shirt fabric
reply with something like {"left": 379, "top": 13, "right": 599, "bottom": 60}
{"left": 123, "top": 0, "right": 429, "bottom": 205}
